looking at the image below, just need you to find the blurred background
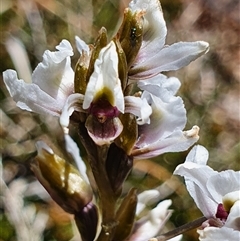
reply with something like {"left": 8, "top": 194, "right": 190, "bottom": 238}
{"left": 0, "top": 0, "right": 239, "bottom": 240}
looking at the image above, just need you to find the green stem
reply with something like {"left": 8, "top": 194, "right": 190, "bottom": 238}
{"left": 78, "top": 123, "right": 118, "bottom": 241}
{"left": 149, "top": 216, "right": 207, "bottom": 241}
{"left": 92, "top": 146, "right": 118, "bottom": 241}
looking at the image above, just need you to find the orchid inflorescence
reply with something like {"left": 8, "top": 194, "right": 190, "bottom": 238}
{"left": 3, "top": 0, "right": 239, "bottom": 241}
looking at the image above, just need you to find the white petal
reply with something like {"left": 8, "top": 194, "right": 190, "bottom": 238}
{"left": 136, "top": 91, "right": 186, "bottom": 146}
{"left": 136, "top": 189, "right": 160, "bottom": 215}
{"left": 174, "top": 149, "right": 219, "bottom": 217}
{"left": 75, "top": 36, "right": 89, "bottom": 55}
{"left": 60, "top": 93, "right": 85, "bottom": 129}
{"left": 133, "top": 127, "right": 199, "bottom": 159}
{"left": 3, "top": 69, "right": 62, "bottom": 116}
{"left": 207, "top": 170, "right": 240, "bottom": 204}
{"left": 137, "top": 74, "right": 181, "bottom": 99}
{"left": 225, "top": 200, "right": 240, "bottom": 231}
{"left": 198, "top": 226, "right": 240, "bottom": 241}
{"left": 124, "top": 96, "right": 152, "bottom": 125}
{"left": 185, "top": 178, "right": 218, "bottom": 218}
{"left": 83, "top": 41, "right": 124, "bottom": 113}
{"left": 185, "top": 145, "right": 209, "bottom": 165}
{"left": 32, "top": 39, "right": 74, "bottom": 105}
{"left": 223, "top": 191, "right": 240, "bottom": 212}
{"left": 129, "top": 200, "right": 172, "bottom": 241}
{"left": 130, "top": 41, "right": 209, "bottom": 79}
{"left": 64, "top": 134, "right": 89, "bottom": 183}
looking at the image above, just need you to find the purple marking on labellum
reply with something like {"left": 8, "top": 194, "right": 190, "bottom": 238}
{"left": 216, "top": 203, "right": 229, "bottom": 221}
{"left": 89, "top": 99, "right": 120, "bottom": 123}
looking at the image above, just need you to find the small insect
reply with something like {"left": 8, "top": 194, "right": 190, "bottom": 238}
{"left": 130, "top": 27, "right": 137, "bottom": 47}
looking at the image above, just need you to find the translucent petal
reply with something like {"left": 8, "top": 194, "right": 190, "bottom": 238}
{"left": 185, "top": 145, "right": 209, "bottom": 165}
{"left": 133, "top": 127, "right": 199, "bottom": 159}
{"left": 83, "top": 41, "right": 124, "bottom": 113}
{"left": 225, "top": 200, "right": 240, "bottom": 231}
{"left": 129, "top": 200, "right": 172, "bottom": 241}
{"left": 136, "top": 92, "right": 186, "bottom": 146}
{"left": 136, "top": 189, "right": 160, "bottom": 215}
{"left": 207, "top": 171, "right": 240, "bottom": 204}
{"left": 130, "top": 41, "right": 209, "bottom": 79}
{"left": 137, "top": 74, "right": 181, "bottom": 98}
{"left": 60, "top": 93, "right": 85, "bottom": 129}
{"left": 32, "top": 39, "right": 74, "bottom": 104}
{"left": 124, "top": 95, "right": 152, "bottom": 125}
{"left": 3, "top": 69, "right": 62, "bottom": 116}
{"left": 174, "top": 149, "right": 219, "bottom": 217}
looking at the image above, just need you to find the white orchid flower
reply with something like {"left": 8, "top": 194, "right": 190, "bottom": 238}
{"left": 131, "top": 75, "right": 200, "bottom": 159}
{"left": 3, "top": 37, "right": 151, "bottom": 146}
{"left": 60, "top": 40, "right": 152, "bottom": 146}
{"left": 128, "top": 0, "right": 209, "bottom": 80}
{"left": 174, "top": 145, "right": 240, "bottom": 241}
{"left": 3, "top": 40, "right": 74, "bottom": 116}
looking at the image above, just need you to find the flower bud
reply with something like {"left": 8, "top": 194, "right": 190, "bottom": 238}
{"left": 86, "top": 27, "right": 108, "bottom": 83}
{"left": 117, "top": 8, "right": 144, "bottom": 67}
{"left": 113, "top": 188, "right": 137, "bottom": 241}
{"left": 74, "top": 49, "right": 91, "bottom": 95}
{"left": 75, "top": 202, "right": 99, "bottom": 241}
{"left": 114, "top": 113, "right": 138, "bottom": 155}
{"left": 113, "top": 38, "right": 128, "bottom": 92}
{"left": 106, "top": 143, "right": 133, "bottom": 195}
{"left": 31, "top": 141, "right": 93, "bottom": 214}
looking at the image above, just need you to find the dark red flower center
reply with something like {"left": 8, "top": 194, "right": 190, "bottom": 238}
{"left": 89, "top": 98, "right": 120, "bottom": 123}
{"left": 216, "top": 203, "right": 229, "bottom": 221}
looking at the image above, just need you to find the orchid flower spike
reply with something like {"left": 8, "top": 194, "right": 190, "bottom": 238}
{"left": 3, "top": 0, "right": 209, "bottom": 149}
{"left": 60, "top": 38, "right": 152, "bottom": 146}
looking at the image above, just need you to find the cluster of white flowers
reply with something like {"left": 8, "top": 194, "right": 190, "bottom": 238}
{"left": 3, "top": 0, "right": 238, "bottom": 240}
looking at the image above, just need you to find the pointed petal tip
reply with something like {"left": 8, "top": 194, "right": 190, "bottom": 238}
{"left": 75, "top": 36, "right": 89, "bottom": 55}
{"left": 35, "top": 141, "right": 53, "bottom": 155}
{"left": 199, "top": 41, "right": 210, "bottom": 53}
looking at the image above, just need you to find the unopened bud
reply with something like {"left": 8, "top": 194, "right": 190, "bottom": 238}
{"left": 75, "top": 202, "right": 99, "bottom": 241}
{"left": 115, "top": 113, "right": 138, "bottom": 155}
{"left": 117, "top": 8, "right": 144, "bottom": 67}
{"left": 114, "top": 188, "right": 137, "bottom": 241}
{"left": 74, "top": 50, "right": 91, "bottom": 95}
{"left": 106, "top": 143, "right": 133, "bottom": 195}
{"left": 31, "top": 141, "right": 92, "bottom": 214}
{"left": 86, "top": 27, "right": 108, "bottom": 82}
